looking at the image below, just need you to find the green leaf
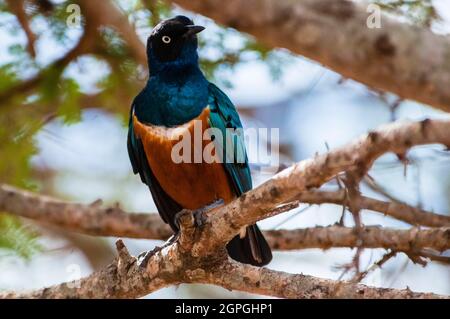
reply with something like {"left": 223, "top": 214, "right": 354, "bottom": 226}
{"left": 0, "top": 214, "right": 42, "bottom": 260}
{"left": 58, "top": 79, "right": 82, "bottom": 124}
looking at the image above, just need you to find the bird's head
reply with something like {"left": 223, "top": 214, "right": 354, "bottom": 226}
{"left": 146, "top": 15, "right": 205, "bottom": 72}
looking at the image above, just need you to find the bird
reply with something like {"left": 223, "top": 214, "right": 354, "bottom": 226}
{"left": 127, "top": 15, "right": 272, "bottom": 266}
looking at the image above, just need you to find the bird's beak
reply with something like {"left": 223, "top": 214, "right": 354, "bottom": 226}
{"left": 183, "top": 25, "right": 205, "bottom": 37}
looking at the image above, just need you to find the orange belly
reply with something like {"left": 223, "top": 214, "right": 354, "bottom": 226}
{"left": 133, "top": 108, "right": 235, "bottom": 209}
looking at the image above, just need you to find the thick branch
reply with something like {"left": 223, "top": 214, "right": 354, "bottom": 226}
{"left": 171, "top": 0, "right": 450, "bottom": 113}
{"left": 0, "top": 184, "right": 172, "bottom": 240}
{"left": 0, "top": 14, "right": 97, "bottom": 104}
{"left": 207, "top": 259, "right": 444, "bottom": 299}
{"left": 0, "top": 240, "right": 182, "bottom": 299}
{"left": 3, "top": 185, "right": 449, "bottom": 252}
{"left": 192, "top": 119, "right": 450, "bottom": 256}
{"left": 2, "top": 239, "right": 446, "bottom": 299}
{"left": 1, "top": 120, "right": 449, "bottom": 299}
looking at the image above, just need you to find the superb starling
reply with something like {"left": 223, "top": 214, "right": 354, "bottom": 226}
{"left": 127, "top": 16, "right": 272, "bottom": 266}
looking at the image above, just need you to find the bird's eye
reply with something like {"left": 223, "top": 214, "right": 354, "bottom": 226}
{"left": 162, "top": 35, "right": 171, "bottom": 44}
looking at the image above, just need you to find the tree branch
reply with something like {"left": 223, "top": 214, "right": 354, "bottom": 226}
{"left": 3, "top": 184, "right": 449, "bottom": 253}
{"left": 0, "top": 11, "right": 98, "bottom": 104}
{"left": 0, "top": 0, "right": 146, "bottom": 106}
{"left": 191, "top": 119, "right": 450, "bottom": 257}
{"left": 297, "top": 190, "right": 450, "bottom": 227}
{"left": 264, "top": 226, "right": 450, "bottom": 252}
{"left": 6, "top": 0, "right": 37, "bottom": 57}
{"left": 170, "top": 0, "right": 450, "bottom": 113}
{"left": 0, "top": 184, "right": 172, "bottom": 240}
{"left": 76, "top": 0, "right": 147, "bottom": 67}
{"left": 1, "top": 119, "right": 449, "bottom": 299}
{"left": 207, "top": 259, "right": 444, "bottom": 299}
{"left": 0, "top": 239, "right": 181, "bottom": 299}
{"left": 2, "top": 238, "right": 446, "bottom": 299}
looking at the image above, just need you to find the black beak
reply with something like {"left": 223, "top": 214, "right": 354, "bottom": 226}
{"left": 183, "top": 25, "right": 205, "bottom": 37}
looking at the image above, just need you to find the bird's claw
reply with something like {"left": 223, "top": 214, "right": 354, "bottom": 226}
{"left": 174, "top": 209, "right": 192, "bottom": 230}
{"left": 174, "top": 199, "right": 225, "bottom": 230}
{"left": 193, "top": 209, "right": 207, "bottom": 228}
{"left": 138, "top": 247, "right": 161, "bottom": 269}
{"left": 193, "top": 199, "right": 224, "bottom": 227}
{"left": 138, "top": 234, "right": 178, "bottom": 269}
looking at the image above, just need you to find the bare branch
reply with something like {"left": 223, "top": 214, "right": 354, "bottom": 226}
{"left": 1, "top": 119, "right": 449, "bottom": 299}
{"left": 0, "top": 16, "right": 98, "bottom": 104}
{"left": 207, "top": 259, "right": 444, "bottom": 299}
{"left": 0, "top": 239, "right": 182, "bottom": 299}
{"left": 0, "top": 184, "right": 172, "bottom": 240}
{"left": 170, "top": 0, "right": 450, "bottom": 113}
{"left": 352, "top": 250, "right": 397, "bottom": 283}
{"left": 1, "top": 239, "right": 447, "bottom": 299}
{"left": 264, "top": 226, "right": 450, "bottom": 252}
{"left": 3, "top": 184, "right": 449, "bottom": 252}
{"left": 191, "top": 119, "right": 450, "bottom": 257}
{"left": 297, "top": 190, "right": 450, "bottom": 227}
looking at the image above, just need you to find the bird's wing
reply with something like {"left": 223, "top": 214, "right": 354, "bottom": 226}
{"left": 127, "top": 103, "right": 181, "bottom": 231}
{"left": 207, "top": 82, "right": 252, "bottom": 195}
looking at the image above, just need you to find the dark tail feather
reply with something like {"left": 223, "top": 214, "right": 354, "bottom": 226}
{"left": 226, "top": 224, "right": 272, "bottom": 266}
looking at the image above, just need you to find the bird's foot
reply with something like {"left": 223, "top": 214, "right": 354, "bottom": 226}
{"left": 137, "top": 247, "right": 160, "bottom": 269}
{"left": 174, "top": 199, "right": 225, "bottom": 230}
{"left": 193, "top": 209, "right": 207, "bottom": 228}
{"left": 204, "top": 198, "right": 225, "bottom": 211}
{"left": 138, "top": 234, "right": 178, "bottom": 269}
{"left": 193, "top": 199, "right": 224, "bottom": 227}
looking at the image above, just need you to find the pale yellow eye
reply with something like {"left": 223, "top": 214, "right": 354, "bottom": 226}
{"left": 162, "top": 35, "right": 171, "bottom": 44}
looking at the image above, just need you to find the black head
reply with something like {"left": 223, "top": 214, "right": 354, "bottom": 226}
{"left": 147, "top": 16, "right": 205, "bottom": 64}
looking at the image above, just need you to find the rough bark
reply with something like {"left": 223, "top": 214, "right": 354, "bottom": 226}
{"left": 2, "top": 239, "right": 446, "bottom": 299}
{"left": 208, "top": 259, "right": 444, "bottom": 299}
{"left": 1, "top": 119, "right": 449, "bottom": 299}
{"left": 264, "top": 226, "right": 450, "bottom": 252}
{"left": 190, "top": 119, "right": 450, "bottom": 257}
{"left": 0, "top": 185, "right": 172, "bottom": 240}
{"left": 297, "top": 190, "right": 450, "bottom": 227}
{"left": 3, "top": 185, "right": 449, "bottom": 252}
{"left": 171, "top": 0, "right": 450, "bottom": 113}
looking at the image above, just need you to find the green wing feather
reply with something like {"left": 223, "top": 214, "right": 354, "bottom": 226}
{"left": 207, "top": 82, "right": 252, "bottom": 195}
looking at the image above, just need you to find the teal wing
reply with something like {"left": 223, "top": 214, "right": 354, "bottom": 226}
{"left": 207, "top": 82, "right": 252, "bottom": 195}
{"left": 208, "top": 83, "right": 272, "bottom": 267}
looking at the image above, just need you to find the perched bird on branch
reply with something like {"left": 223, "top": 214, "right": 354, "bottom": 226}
{"left": 127, "top": 15, "right": 272, "bottom": 266}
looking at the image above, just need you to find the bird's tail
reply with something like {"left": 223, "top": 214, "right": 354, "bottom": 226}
{"left": 226, "top": 224, "right": 272, "bottom": 266}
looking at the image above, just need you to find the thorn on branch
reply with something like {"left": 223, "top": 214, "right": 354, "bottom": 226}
{"left": 353, "top": 250, "right": 398, "bottom": 283}
{"left": 115, "top": 239, "right": 136, "bottom": 278}
{"left": 116, "top": 239, "right": 131, "bottom": 261}
{"left": 89, "top": 199, "right": 103, "bottom": 207}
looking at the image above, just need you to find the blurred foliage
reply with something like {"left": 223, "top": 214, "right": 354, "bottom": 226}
{"left": 0, "top": 0, "right": 442, "bottom": 260}
{"left": 0, "top": 214, "right": 42, "bottom": 260}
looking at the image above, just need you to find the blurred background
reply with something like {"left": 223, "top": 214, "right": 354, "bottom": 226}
{"left": 0, "top": 0, "right": 449, "bottom": 297}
